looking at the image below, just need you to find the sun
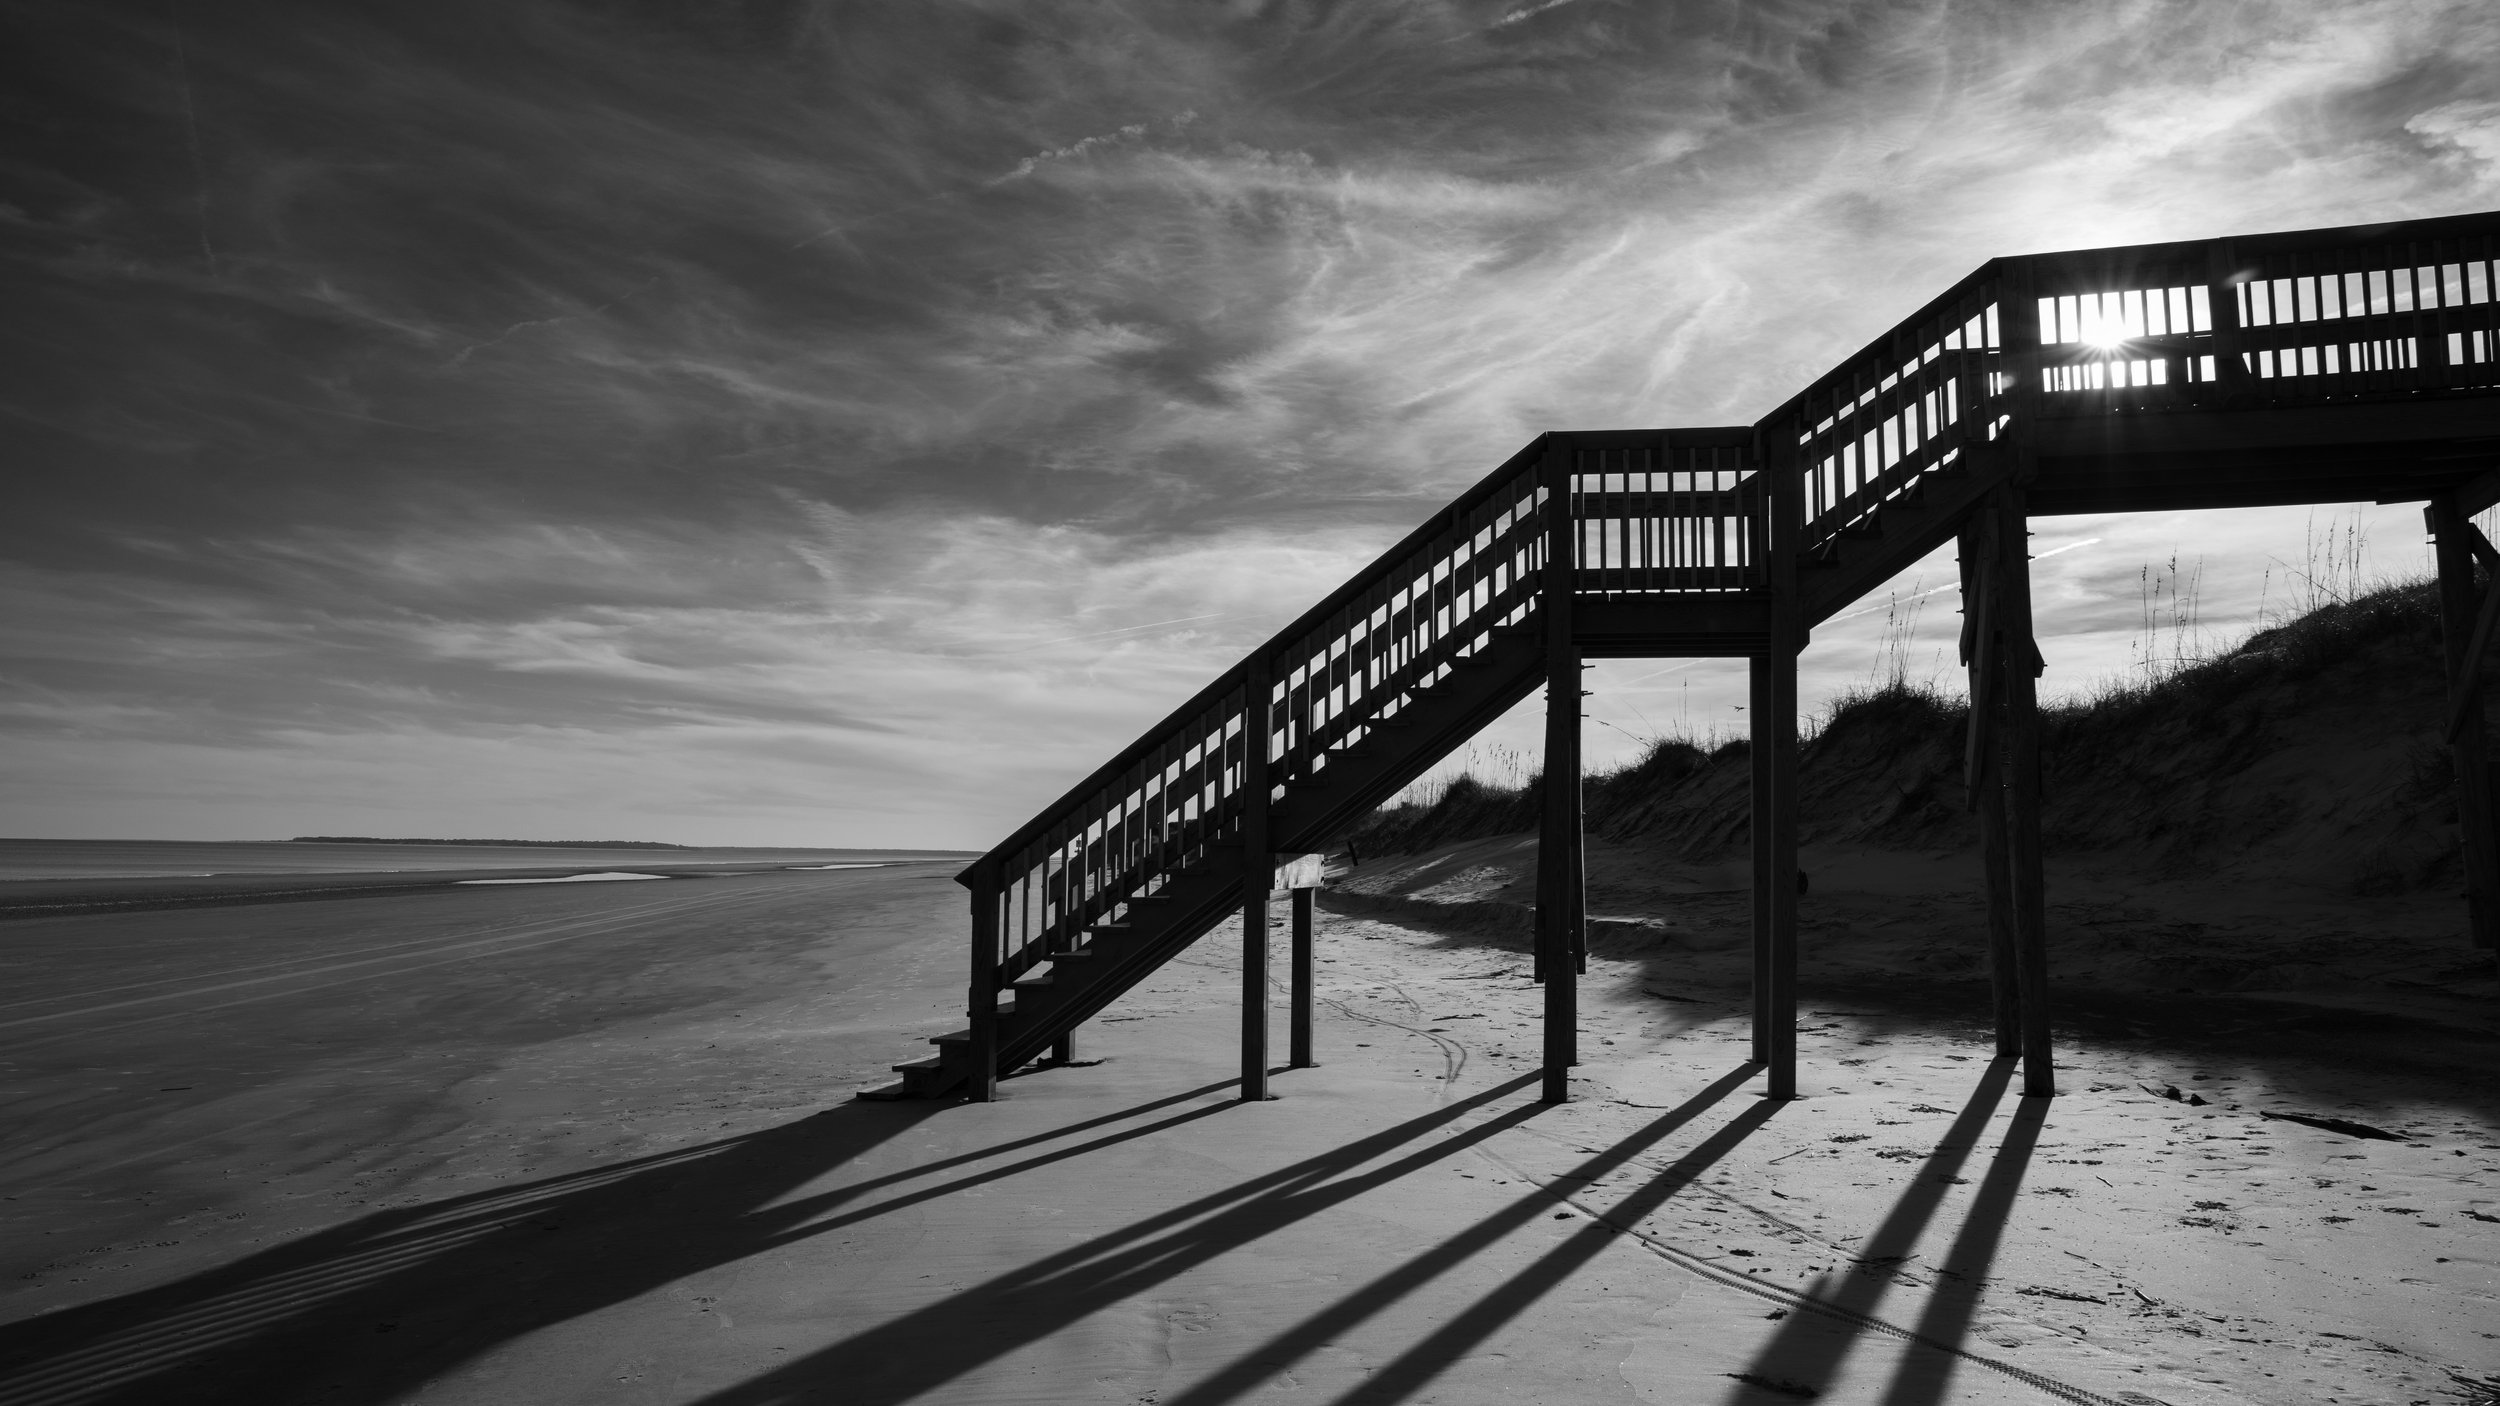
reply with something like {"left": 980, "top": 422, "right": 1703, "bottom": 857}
{"left": 2078, "top": 312, "right": 2133, "bottom": 351}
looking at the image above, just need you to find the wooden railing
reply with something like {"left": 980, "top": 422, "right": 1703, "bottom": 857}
{"left": 1761, "top": 212, "right": 2500, "bottom": 560}
{"left": 2026, "top": 218, "right": 2500, "bottom": 411}
{"left": 1564, "top": 430, "right": 1764, "bottom": 595}
{"left": 958, "top": 437, "right": 1553, "bottom": 996}
{"left": 1759, "top": 267, "right": 2010, "bottom": 559}
{"left": 958, "top": 429, "right": 1783, "bottom": 1010}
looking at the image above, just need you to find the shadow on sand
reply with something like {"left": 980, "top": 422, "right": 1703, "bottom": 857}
{"left": 1719, "top": 1058, "right": 2058, "bottom": 1404}
{"left": 4, "top": 1054, "right": 2068, "bottom": 1406}
{"left": 683, "top": 1063, "right": 1775, "bottom": 1406}
{"left": 0, "top": 1078, "right": 1235, "bottom": 1405}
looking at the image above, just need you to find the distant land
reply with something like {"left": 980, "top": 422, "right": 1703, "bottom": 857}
{"left": 289, "top": 837, "right": 692, "bottom": 849}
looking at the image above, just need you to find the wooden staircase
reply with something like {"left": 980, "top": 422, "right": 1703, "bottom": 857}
{"left": 891, "top": 208, "right": 2500, "bottom": 1100}
{"left": 887, "top": 608, "right": 1548, "bottom": 1098}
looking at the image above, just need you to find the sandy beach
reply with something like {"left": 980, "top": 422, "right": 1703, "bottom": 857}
{"left": 1, "top": 850, "right": 2493, "bottom": 1404}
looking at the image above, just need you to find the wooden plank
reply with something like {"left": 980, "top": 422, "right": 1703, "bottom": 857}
{"left": 2032, "top": 395, "right": 2500, "bottom": 457}
{"left": 1571, "top": 592, "right": 1776, "bottom": 653}
{"left": 1556, "top": 425, "right": 1756, "bottom": 452}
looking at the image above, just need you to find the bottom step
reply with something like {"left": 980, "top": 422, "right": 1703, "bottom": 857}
{"left": 866, "top": 1053, "right": 967, "bottom": 1100}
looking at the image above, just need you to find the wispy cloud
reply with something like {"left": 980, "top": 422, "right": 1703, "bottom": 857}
{"left": 4, "top": 0, "right": 2495, "bottom": 841}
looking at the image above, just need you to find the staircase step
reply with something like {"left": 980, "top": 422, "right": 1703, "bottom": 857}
{"left": 888, "top": 1055, "right": 964, "bottom": 1099}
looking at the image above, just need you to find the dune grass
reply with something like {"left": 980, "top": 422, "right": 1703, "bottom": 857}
{"left": 1348, "top": 575, "right": 2450, "bottom": 859}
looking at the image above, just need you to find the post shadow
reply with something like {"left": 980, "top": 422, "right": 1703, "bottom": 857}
{"left": 1116, "top": 1064, "right": 1775, "bottom": 1406}
{"left": 1872, "top": 1092, "right": 2050, "bottom": 1406}
{"left": 680, "top": 1072, "right": 1542, "bottom": 1405}
{"left": 1716, "top": 1058, "right": 2019, "bottom": 1398}
{"left": 0, "top": 1079, "right": 1243, "bottom": 1406}
{"left": 1285, "top": 1093, "right": 1787, "bottom": 1406}
{"left": 685, "top": 1066, "right": 1766, "bottom": 1406}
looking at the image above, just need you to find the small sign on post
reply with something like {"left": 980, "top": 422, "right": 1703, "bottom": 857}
{"left": 1271, "top": 853, "right": 1325, "bottom": 893}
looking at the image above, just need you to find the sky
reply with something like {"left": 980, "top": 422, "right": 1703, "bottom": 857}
{"left": 3, "top": 0, "right": 2498, "bottom": 848}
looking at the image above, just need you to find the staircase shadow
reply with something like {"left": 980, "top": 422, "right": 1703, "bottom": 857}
{"left": 687, "top": 1064, "right": 1776, "bottom": 1406}
{"left": 0, "top": 1079, "right": 1236, "bottom": 1406}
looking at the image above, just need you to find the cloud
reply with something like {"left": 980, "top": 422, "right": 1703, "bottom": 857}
{"left": 2408, "top": 97, "right": 2500, "bottom": 179}
{"left": 4, "top": 0, "right": 2496, "bottom": 842}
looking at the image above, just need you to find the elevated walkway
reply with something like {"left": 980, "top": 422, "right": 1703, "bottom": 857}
{"left": 893, "top": 209, "right": 2500, "bottom": 1104}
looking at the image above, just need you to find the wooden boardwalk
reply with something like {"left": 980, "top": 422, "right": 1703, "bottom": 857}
{"left": 887, "top": 209, "right": 2500, "bottom": 1107}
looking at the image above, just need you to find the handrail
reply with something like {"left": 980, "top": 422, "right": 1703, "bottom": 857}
{"left": 958, "top": 432, "right": 1555, "bottom": 885}
{"left": 966, "top": 446, "right": 1556, "bottom": 993}
{"left": 1763, "top": 210, "right": 2500, "bottom": 556}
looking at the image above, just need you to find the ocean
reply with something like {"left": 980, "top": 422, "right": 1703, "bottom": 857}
{"left": 0, "top": 838, "right": 972, "bottom": 883}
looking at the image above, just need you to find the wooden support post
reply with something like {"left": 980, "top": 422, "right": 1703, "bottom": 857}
{"left": 1995, "top": 266, "right": 2057, "bottom": 1097}
{"left": 1993, "top": 484, "right": 2055, "bottom": 1096}
{"left": 1749, "top": 654, "right": 1772, "bottom": 1067}
{"left": 1289, "top": 886, "right": 1317, "bottom": 1068}
{"left": 1763, "top": 438, "right": 1802, "bottom": 1102}
{"left": 1763, "top": 619, "right": 1800, "bottom": 1101}
{"left": 1538, "top": 435, "right": 1581, "bottom": 1104}
{"left": 1572, "top": 711, "right": 1588, "bottom": 978}
{"left": 2430, "top": 494, "right": 2500, "bottom": 951}
{"left": 966, "top": 867, "right": 1001, "bottom": 1102}
{"left": 1241, "top": 660, "right": 1274, "bottom": 1101}
{"left": 1959, "top": 513, "right": 2021, "bottom": 1058}
{"left": 1050, "top": 1034, "right": 1075, "bottom": 1066}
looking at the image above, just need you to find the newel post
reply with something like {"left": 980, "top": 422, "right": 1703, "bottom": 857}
{"left": 966, "top": 860, "right": 1002, "bottom": 1102}
{"left": 1537, "top": 433, "right": 1583, "bottom": 1104}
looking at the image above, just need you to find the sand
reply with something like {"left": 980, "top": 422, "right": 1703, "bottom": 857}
{"left": 0, "top": 854, "right": 2493, "bottom": 1404}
